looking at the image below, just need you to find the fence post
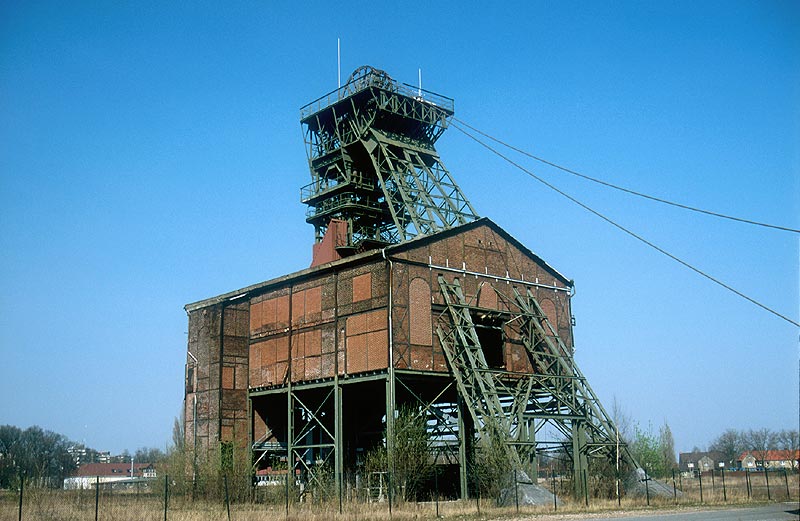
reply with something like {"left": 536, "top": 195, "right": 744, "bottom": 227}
{"left": 583, "top": 469, "right": 589, "bottom": 507}
{"left": 95, "top": 476, "right": 100, "bottom": 521}
{"left": 284, "top": 466, "right": 289, "bottom": 518}
{"left": 224, "top": 474, "right": 231, "bottom": 521}
{"left": 644, "top": 469, "right": 650, "bottom": 506}
{"left": 720, "top": 466, "right": 726, "bottom": 502}
{"left": 672, "top": 469, "right": 677, "bottom": 504}
{"left": 551, "top": 468, "right": 557, "bottom": 512}
{"left": 698, "top": 470, "right": 703, "bottom": 504}
{"left": 388, "top": 471, "right": 393, "bottom": 519}
{"left": 163, "top": 474, "right": 169, "bottom": 521}
{"left": 17, "top": 470, "right": 24, "bottom": 521}
{"left": 764, "top": 467, "right": 771, "bottom": 501}
{"left": 710, "top": 467, "right": 715, "bottom": 494}
{"left": 434, "top": 469, "right": 439, "bottom": 518}
{"left": 514, "top": 469, "right": 519, "bottom": 513}
{"left": 746, "top": 469, "right": 751, "bottom": 499}
{"left": 784, "top": 469, "right": 790, "bottom": 499}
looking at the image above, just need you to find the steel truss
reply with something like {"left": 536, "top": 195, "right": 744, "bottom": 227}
{"left": 435, "top": 276, "right": 637, "bottom": 498}
{"left": 300, "top": 66, "right": 478, "bottom": 251}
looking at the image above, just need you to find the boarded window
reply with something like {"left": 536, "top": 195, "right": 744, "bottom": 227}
{"left": 345, "top": 308, "right": 388, "bottom": 374}
{"left": 409, "top": 278, "right": 432, "bottom": 346}
{"left": 222, "top": 366, "right": 235, "bottom": 389}
{"left": 352, "top": 273, "right": 372, "bottom": 302}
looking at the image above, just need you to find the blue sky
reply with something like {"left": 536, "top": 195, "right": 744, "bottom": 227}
{"left": 1, "top": 1, "right": 797, "bottom": 455}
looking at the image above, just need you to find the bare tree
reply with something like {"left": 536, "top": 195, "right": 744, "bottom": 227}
{"left": 709, "top": 429, "right": 745, "bottom": 467}
{"left": 744, "top": 428, "right": 774, "bottom": 467}
{"left": 773, "top": 429, "right": 799, "bottom": 451}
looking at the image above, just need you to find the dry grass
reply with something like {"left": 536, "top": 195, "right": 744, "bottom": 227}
{"left": 1, "top": 473, "right": 796, "bottom": 521}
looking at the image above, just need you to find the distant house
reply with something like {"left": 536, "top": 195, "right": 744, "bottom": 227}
{"left": 738, "top": 450, "right": 799, "bottom": 470}
{"left": 63, "top": 462, "right": 157, "bottom": 490}
{"left": 678, "top": 451, "right": 727, "bottom": 473}
{"left": 66, "top": 446, "right": 111, "bottom": 466}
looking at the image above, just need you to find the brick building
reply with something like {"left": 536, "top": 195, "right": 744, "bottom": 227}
{"left": 183, "top": 66, "right": 633, "bottom": 502}
{"left": 185, "top": 218, "right": 578, "bottom": 496}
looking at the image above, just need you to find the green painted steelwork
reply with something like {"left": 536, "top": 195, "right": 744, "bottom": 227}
{"left": 300, "top": 66, "right": 478, "bottom": 251}
{"left": 435, "top": 276, "right": 640, "bottom": 498}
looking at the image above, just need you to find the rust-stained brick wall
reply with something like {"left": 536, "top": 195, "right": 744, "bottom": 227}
{"left": 247, "top": 259, "right": 390, "bottom": 392}
{"left": 187, "top": 220, "right": 574, "bottom": 452}
{"left": 185, "top": 301, "right": 250, "bottom": 455}
{"left": 390, "top": 222, "right": 574, "bottom": 373}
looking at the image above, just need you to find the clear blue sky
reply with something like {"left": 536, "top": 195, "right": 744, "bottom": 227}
{"left": 1, "top": 1, "right": 797, "bottom": 455}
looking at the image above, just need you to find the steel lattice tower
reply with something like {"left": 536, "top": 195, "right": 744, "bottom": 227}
{"left": 300, "top": 66, "right": 479, "bottom": 253}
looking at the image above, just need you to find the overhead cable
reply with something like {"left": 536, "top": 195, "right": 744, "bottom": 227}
{"left": 452, "top": 122, "right": 799, "bottom": 328}
{"left": 454, "top": 117, "right": 799, "bottom": 234}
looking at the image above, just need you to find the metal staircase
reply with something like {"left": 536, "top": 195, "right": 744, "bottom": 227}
{"left": 436, "top": 276, "right": 638, "bottom": 498}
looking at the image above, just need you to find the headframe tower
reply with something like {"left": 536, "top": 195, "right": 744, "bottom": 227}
{"left": 184, "top": 66, "right": 656, "bottom": 507}
{"left": 300, "top": 66, "right": 479, "bottom": 256}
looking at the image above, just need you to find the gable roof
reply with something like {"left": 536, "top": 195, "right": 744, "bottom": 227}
{"left": 385, "top": 218, "right": 572, "bottom": 286}
{"left": 739, "top": 450, "right": 800, "bottom": 462}
{"left": 186, "top": 217, "right": 572, "bottom": 312}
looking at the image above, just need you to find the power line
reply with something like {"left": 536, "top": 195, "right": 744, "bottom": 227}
{"left": 454, "top": 117, "right": 800, "bottom": 234}
{"left": 452, "top": 122, "right": 800, "bottom": 329}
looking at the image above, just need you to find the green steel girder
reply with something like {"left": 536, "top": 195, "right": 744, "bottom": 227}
{"left": 435, "top": 275, "right": 638, "bottom": 492}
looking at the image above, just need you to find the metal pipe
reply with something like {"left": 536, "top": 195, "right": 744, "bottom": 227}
{"left": 381, "top": 248, "right": 397, "bottom": 503}
{"left": 393, "top": 256, "right": 570, "bottom": 293}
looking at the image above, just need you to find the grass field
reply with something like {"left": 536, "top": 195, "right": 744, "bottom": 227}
{"left": 2, "top": 472, "right": 796, "bottom": 521}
